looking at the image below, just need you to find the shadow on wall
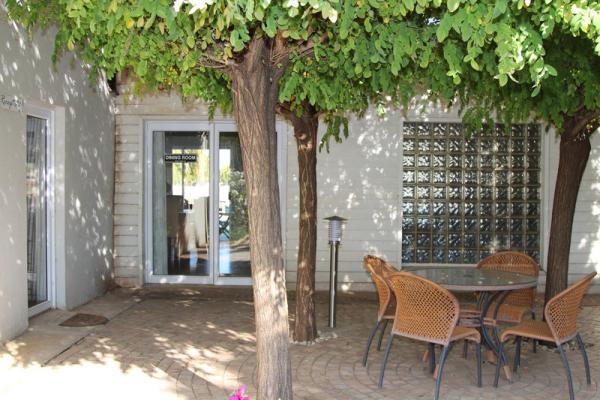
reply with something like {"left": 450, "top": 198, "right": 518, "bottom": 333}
{"left": 285, "top": 107, "right": 403, "bottom": 290}
{"left": 577, "top": 132, "right": 600, "bottom": 278}
{"left": 1, "top": 13, "right": 115, "bottom": 304}
{"left": 288, "top": 103, "right": 454, "bottom": 290}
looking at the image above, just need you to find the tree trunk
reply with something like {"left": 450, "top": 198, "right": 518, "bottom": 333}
{"left": 286, "top": 105, "right": 319, "bottom": 342}
{"left": 229, "top": 37, "right": 292, "bottom": 400}
{"left": 544, "top": 118, "right": 594, "bottom": 305}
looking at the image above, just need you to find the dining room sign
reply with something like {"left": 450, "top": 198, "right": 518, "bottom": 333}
{"left": 0, "top": 94, "right": 24, "bottom": 113}
{"left": 165, "top": 154, "right": 197, "bottom": 162}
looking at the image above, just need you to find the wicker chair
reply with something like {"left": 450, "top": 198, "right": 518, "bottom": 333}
{"left": 362, "top": 255, "right": 399, "bottom": 366}
{"left": 379, "top": 272, "right": 482, "bottom": 400}
{"left": 463, "top": 251, "right": 540, "bottom": 357}
{"left": 477, "top": 251, "right": 540, "bottom": 323}
{"left": 496, "top": 272, "right": 596, "bottom": 399}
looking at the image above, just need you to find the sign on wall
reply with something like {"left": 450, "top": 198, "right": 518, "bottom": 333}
{"left": 165, "top": 154, "right": 197, "bottom": 162}
{"left": 0, "top": 95, "right": 24, "bottom": 113}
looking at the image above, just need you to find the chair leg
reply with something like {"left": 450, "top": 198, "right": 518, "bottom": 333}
{"left": 377, "top": 320, "right": 389, "bottom": 351}
{"left": 428, "top": 342, "right": 436, "bottom": 374}
{"left": 434, "top": 345, "right": 452, "bottom": 400}
{"left": 531, "top": 310, "right": 537, "bottom": 353}
{"left": 378, "top": 334, "right": 394, "bottom": 388}
{"left": 558, "top": 343, "right": 575, "bottom": 400}
{"left": 494, "top": 341, "right": 506, "bottom": 388}
{"left": 463, "top": 340, "right": 468, "bottom": 359}
{"left": 363, "top": 320, "right": 382, "bottom": 366}
{"left": 476, "top": 342, "right": 482, "bottom": 387}
{"left": 513, "top": 336, "right": 522, "bottom": 373}
{"left": 576, "top": 333, "right": 592, "bottom": 385}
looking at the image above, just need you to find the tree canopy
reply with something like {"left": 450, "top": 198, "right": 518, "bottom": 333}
{"left": 10, "top": 0, "right": 600, "bottom": 124}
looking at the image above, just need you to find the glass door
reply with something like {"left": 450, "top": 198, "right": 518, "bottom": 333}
{"left": 214, "top": 125, "right": 252, "bottom": 284}
{"left": 146, "top": 123, "right": 213, "bottom": 284}
{"left": 145, "top": 121, "right": 285, "bottom": 285}
{"left": 26, "top": 110, "right": 53, "bottom": 315}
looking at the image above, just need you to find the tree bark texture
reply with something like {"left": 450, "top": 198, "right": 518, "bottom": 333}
{"left": 286, "top": 105, "right": 319, "bottom": 342}
{"left": 229, "top": 37, "right": 292, "bottom": 400}
{"left": 544, "top": 116, "right": 595, "bottom": 305}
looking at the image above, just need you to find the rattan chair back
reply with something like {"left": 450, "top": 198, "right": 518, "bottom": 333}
{"left": 545, "top": 272, "right": 596, "bottom": 344}
{"left": 477, "top": 251, "right": 539, "bottom": 307}
{"left": 363, "top": 255, "right": 398, "bottom": 321}
{"left": 386, "top": 272, "right": 459, "bottom": 346}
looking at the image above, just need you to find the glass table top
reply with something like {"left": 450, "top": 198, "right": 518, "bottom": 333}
{"left": 407, "top": 267, "right": 538, "bottom": 292}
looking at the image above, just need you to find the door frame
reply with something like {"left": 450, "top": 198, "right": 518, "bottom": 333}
{"left": 144, "top": 120, "right": 287, "bottom": 285}
{"left": 25, "top": 104, "right": 56, "bottom": 317}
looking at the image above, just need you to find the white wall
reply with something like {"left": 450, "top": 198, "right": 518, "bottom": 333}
{"left": 285, "top": 105, "right": 600, "bottom": 291}
{"left": 0, "top": 12, "right": 114, "bottom": 340}
{"left": 0, "top": 109, "right": 28, "bottom": 341}
{"left": 113, "top": 92, "right": 600, "bottom": 292}
{"left": 285, "top": 108, "right": 403, "bottom": 290}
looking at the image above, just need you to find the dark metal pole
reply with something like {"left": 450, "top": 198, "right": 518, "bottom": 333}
{"left": 328, "top": 241, "right": 339, "bottom": 328}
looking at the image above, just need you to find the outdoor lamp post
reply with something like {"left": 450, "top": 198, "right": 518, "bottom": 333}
{"left": 325, "top": 215, "right": 347, "bottom": 328}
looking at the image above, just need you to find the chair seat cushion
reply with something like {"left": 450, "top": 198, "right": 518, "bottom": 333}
{"left": 500, "top": 320, "right": 554, "bottom": 343}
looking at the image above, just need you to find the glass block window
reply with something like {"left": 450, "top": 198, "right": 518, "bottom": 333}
{"left": 401, "top": 122, "right": 541, "bottom": 264}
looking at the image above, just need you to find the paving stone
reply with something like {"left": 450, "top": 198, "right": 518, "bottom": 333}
{"left": 1, "top": 287, "right": 599, "bottom": 399}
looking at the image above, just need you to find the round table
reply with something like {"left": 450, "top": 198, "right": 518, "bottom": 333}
{"left": 408, "top": 267, "right": 538, "bottom": 383}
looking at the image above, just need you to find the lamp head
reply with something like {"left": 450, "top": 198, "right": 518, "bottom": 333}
{"left": 325, "top": 215, "right": 347, "bottom": 243}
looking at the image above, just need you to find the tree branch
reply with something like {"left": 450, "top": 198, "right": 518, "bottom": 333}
{"left": 271, "top": 32, "right": 328, "bottom": 65}
{"left": 564, "top": 108, "right": 600, "bottom": 140}
{"left": 197, "top": 57, "right": 232, "bottom": 70}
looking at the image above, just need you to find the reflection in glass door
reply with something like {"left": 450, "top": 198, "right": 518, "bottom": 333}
{"left": 217, "top": 131, "right": 251, "bottom": 279}
{"left": 152, "top": 131, "right": 211, "bottom": 278}
{"left": 26, "top": 114, "right": 50, "bottom": 312}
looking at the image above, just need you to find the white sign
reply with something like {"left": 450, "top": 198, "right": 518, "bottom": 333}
{"left": 0, "top": 94, "right": 23, "bottom": 113}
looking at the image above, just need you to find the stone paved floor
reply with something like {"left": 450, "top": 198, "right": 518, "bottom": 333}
{"left": 1, "top": 286, "right": 599, "bottom": 400}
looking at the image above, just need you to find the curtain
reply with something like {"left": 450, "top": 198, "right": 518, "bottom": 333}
{"left": 26, "top": 116, "right": 47, "bottom": 305}
{"left": 152, "top": 131, "right": 168, "bottom": 275}
{"left": 191, "top": 196, "right": 208, "bottom": 246}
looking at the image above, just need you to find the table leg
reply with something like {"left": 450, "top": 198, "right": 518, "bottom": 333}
{"left": 478, "top": 290, "right": 512, "bottom": 383}
{"left": 492, "top": 291, "right": 512, "bottom": 383}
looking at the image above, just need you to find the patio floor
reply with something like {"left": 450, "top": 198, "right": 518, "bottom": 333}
{"left": 1, "top": 286, "right": 599, "bottom": 400}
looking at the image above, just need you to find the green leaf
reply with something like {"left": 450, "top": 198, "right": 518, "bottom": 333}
{"left": 498, "top": 73, "right": 508, "bottom": 86}
{"left": 136, "top": 59, "right": 148, "bottom": 76}
{"left": 437, "top": 15, "right": 452, "bottom": 42}
{"left": 254, "top": 7, "right": 264, "bottom": 21}
{"left": 264, "top": 15, "right": 277, "bottom": 37}
{"left": 447, "top": 0, "right": 460, "bottom": 13}
{"left": 186, "top": 36, "right": 195, "bottom": 48}
{"left": 245, "top": 0, "right": 255, "bottom": 20}
{"left": 492, "top": 0, "right": 507, "bottom": 19}
{"left": 403, "top": 0, "right": 415, "bottom": 11}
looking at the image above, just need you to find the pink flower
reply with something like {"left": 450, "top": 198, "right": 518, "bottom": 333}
{"left": 228, "top": 385, "right": 251, "bottom": 400}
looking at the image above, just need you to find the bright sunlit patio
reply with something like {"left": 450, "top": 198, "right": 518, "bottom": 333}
{"left": 1, "top": 286, "right": 598, "bottom": 400}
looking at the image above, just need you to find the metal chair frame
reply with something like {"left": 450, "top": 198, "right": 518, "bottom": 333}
{"left": 362, "top": 255, "right": 398, "bottom": 366}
